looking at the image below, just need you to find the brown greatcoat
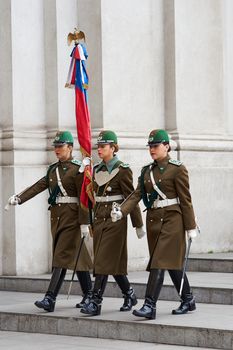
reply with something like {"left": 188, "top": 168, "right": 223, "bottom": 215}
{"left": 18, "top": 158, "right": 92, "bottom": 271}
{"left": 121, "top": 155, "right": 196, "bottom": 271}
{"left": 93, "top": 159, "right": 143, "bottom": 275}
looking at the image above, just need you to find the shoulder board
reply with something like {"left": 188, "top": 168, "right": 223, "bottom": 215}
{"left": 119, "top": 163, "right": 130, "bottom": 168}
{"left": 71, "top": 159, "right": 82, "bottom": 166}
{"left": 169, "top": 159, "right": 182, "bottom": 166}
{"left": 141, "top": 162, "right": 153, "bottom": 171}
{"left": 47, "top": 161, "right": 58, "bottom": 170}
{"left": 93, "top": 161, "right": 101, "bottom": 168}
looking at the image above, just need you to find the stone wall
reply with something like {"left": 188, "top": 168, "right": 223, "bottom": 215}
{"left": 0, "top": 0, "right": 232, "bottom": 275}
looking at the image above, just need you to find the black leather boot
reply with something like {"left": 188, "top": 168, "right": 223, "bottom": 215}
{"left": 34, "top": 267, "right": 66, "bottom": 312}
{"left": 76, "top": 271, "right": 92, "bottom": 308}
{"left": 80, "top": 292, "right": 102, "bottom": 316}
{"left": 168, "top": 270, "right": 196, "bottom": 315}
{"left": 133, "top": 269, "right": 164, "bottom": 320}
{"left": 80, "top": 274, "right": 108, "bottom": 316}
{"left": 132, "top": 297, "right": 156, "bottom": 319}
{"left": 120, "top": 287, "right": 137, "bottom": 311}
{"left": 114, "top": 275, "right": 137, "bottom": 311}
{"left": 34, "top": 293, "right": 56, "bottom": 312}
{"left": 172, "top": 293, "right": 196, "bottom": 315}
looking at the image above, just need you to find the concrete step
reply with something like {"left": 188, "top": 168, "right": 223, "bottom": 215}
{"left": 0, "top": 271, "right": 232, "bottom": 305}
{"left": 188, "top": 253, "right": 233, "bottom": 273}
{"left": 0, "top": 331, "right": 218, "bottom": 350}
{"left": 0, "top": 291, "right": 232, "bottom": 349}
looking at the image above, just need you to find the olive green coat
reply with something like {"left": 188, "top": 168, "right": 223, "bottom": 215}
{"left": 93, "top": 160, "right": 143, "bottom": 275}
{"left": 121, "top": 156, "right": 196, "bottom": 270}
{"left": 18, "top": 159, "right": 92, "bottom": 271}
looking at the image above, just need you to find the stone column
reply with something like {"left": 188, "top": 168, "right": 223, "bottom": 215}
{"left": 0, "top": 0, "right": 80, "bottom": 275}
{"left": 77, "top": 0, "right": 166, "bottom": 269}
{"left": 164, "top": 0, "right": 233, "bottom": 252}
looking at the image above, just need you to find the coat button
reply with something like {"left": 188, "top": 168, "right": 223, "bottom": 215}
{"left": 159, "top": 179, "right": 162, "bottom": 182}
{"left": 161, "top": 218, "right": 163, "bottom": 222}
{"left": 103, "top": 218, "right": 106, "bottom": 221}
{"left": 57, "top": 217, "right": 59, "bottom": 220}
{"left": 105, "top": 205, "right": 107, "bottom": 208}
{"left": 95, "top": 217, "right": 97, "bottom": 220}
{"left": 58, "top": 204, "right": 61, "bottom": 207}
{"left": 150, "top": 219, "right": 153, "bottom": 222}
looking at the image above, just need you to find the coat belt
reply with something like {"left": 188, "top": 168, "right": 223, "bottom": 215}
{"left": 55, "top": 196, "right": 79, "bottom": 204}
{"left": 152, "top": 197, "right": 179, "bottom": 209}
{"left": 95, "top": 195, "right": 124, "bottom": 203}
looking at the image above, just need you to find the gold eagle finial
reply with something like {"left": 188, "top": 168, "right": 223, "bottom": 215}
{"left": 67, "top": 28, "right": 86, "bottom": 46}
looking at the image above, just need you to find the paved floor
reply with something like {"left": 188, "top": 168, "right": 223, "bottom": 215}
{"left": 0, "top": 331, "right": 217, "bottom": 350}
{"left": 0, "top": 291, "right": 232, "bottom": 330}
{"left": 6, "top": 270, "right": 233, "bottom": 289}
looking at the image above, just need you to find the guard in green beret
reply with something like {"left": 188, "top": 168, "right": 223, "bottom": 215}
{"left": 111, "top": 129, "right": 198, "bottom": 319}
{"left": 7, "top": 131, "right": 93, "bottom": 312}
{"left": 80, "top": 130, "right": 144, "bottom": 316}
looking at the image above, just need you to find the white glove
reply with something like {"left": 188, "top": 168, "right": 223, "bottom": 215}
{"left": 80, "top": 225, "right": 90, "bottom": 239}
{"left": 79, "top": 157, "right": 91, "bottom": 173}
{"left": 136, "top": 226, "right": 146, "bottom": 239}
{"left": 111, "top": 208, "right": 123, "bottom": 222}
{"left": 186, "top": 229, "right": 198, "bottom": 240}
{"left": 8, "top": 195, "right": 21, "bottom": 206}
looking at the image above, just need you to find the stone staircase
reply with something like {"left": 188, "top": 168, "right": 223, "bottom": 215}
{"left": 0, "top": 253, "right": 232, "bottom": 349}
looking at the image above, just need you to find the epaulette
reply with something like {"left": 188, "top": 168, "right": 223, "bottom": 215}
{"left": 141, "top": 162, "right": 153, "bottom": 171}
{"left": 71, "top": 159, "right": 82, "bottom": 166}
{"left": 169, "top": 159, "right": 182, "bottom": 166}
{"left": 119, "top": 163, "right": 130, "bottom": 168}
{"left": 93, "top": 161, "right": 101, "bottom": 168}
{"left": 47, "top": 161, "right": 58, "bottom": 171}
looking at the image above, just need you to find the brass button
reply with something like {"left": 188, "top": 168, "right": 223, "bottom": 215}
{"left": 159, "top": 179, "right": 162, "bottom": 182}
{"left": 161, "top": 218, "right": 163, "bottom": 222}
{"left": 105, "top": 205, "right": 107, "bottom": 208}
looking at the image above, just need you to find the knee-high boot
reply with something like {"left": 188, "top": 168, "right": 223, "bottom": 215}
{"left": 168, "top": 269, "right": 196, "bottom": 315}
{"left": 35, "top": 268, "right": 67, "bottom": 312}
{"left": 133, "top": 269, "right": 165, "bottom": 320}
{"left": 75, "top": 271, "right": 92, "bottom": 308}
{"left": 80, "top": 274, "right": 108, "bottom": 316}
{"left": 114, "top": 275, "right": 137, "bottom": 311}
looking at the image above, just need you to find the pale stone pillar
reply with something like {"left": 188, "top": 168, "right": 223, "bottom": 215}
{"left": 0, "top": 0, "right": 49, "bottom": 275}
{"left": 77, "top": 0, "right": 166, "bottom": 270}
{"left": 0, "top": 0, "right": 82, "bottom": 275}
{"left": 164, "top": 0, "right": 233, "bottom": 252}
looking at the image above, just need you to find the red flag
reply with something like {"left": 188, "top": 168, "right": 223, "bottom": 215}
{"left": 66, "top": 42, "right": 94, "bottom": 209}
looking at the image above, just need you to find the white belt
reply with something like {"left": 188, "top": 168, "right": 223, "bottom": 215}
{"left": 95, "top": 195, "right": 124, "bottom": 203}
{"left": 152, "top": 197, "right": 179, "bottom": 209}
{"left": 56, "top": 196, "right": 79, "bottom": 204}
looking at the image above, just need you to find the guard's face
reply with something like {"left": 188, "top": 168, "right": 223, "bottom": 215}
{"left": 54, "top": 144, "right": 72, "bottom": 161}
{"left": 97, "top": 144, "right": 114, "bottom": 160}
{"left": 149, "top": 143, "right": 169, "bottom": 161}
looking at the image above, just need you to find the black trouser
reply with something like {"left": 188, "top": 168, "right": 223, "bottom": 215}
{"left": 76, "top": 271, "right": 92, "bottom": 295}
{"left": 168, "top": 269, "right": 191, "bottom": 300}
{"left": 145, "top": 269, "right": 191, "bottom": 304}
{"left": 46, "top": 267, "right": 67, "bottom": 298}
{"left": 46, "top": 268, "right": 92, "bottom": 299}
{"left": 92, "top": 274, "right": 131, "bottom": 297}
{"left": 92, "top": 274, "right": 108, "bottom": 297}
